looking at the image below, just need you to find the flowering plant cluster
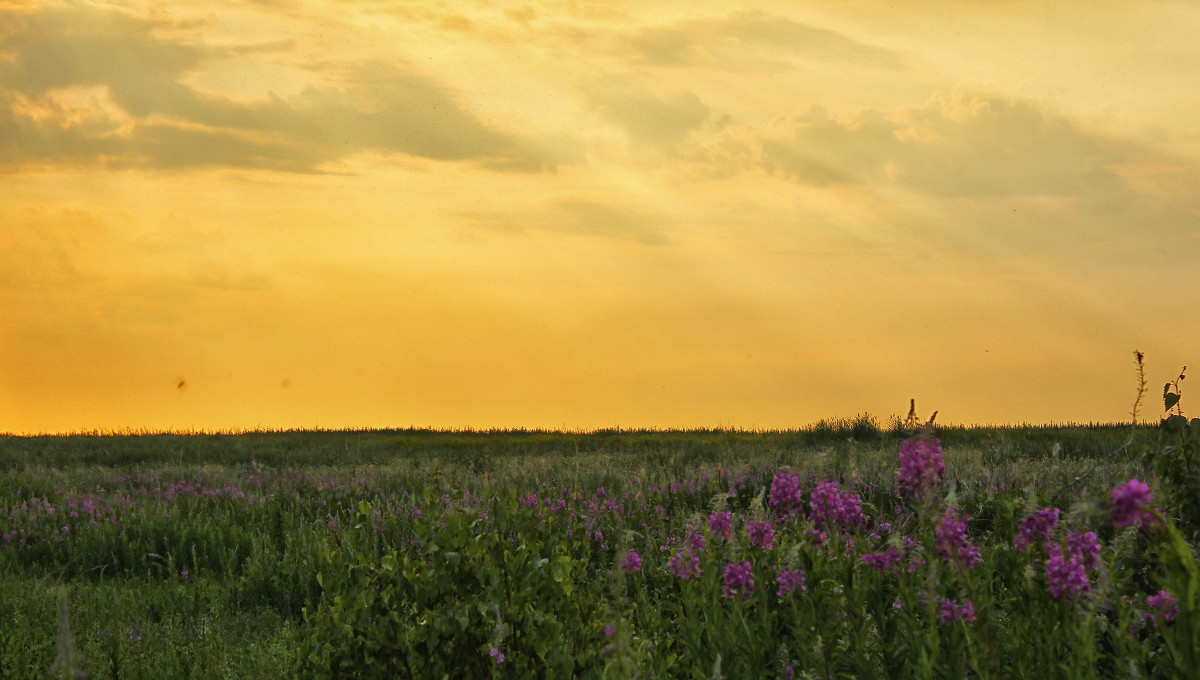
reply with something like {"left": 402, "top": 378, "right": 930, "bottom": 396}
{"left": 934, "top": 508, "right": 981, "bottom": 571}
{"left": 4, "top": 422, "right": 1198, "bottom": 680}
{"left": 1111, "top": 478, "right": 1155, "bottom": 528}
{"left": 768, "top": 472, "right": 803, "bottom": 517}
{"left": 1014, "top": 507, "right": 1060, "bottom": 553}
{"left": 808, "top": 481, "right": 864, "bottom": 532}
{"left": 897, "top": 435, "right": 944, "bottom": 498}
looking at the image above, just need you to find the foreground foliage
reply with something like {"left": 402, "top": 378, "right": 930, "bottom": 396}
{"left": 1, "top": 414, "right": 1196, "bottom": 678}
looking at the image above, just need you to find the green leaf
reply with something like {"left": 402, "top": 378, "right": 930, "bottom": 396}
{"left": 1165, "top": 393, "right": 1181, "bottom": 412}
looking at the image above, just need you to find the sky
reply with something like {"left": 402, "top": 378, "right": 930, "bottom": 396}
{"left": 2, "top": 0, "right": 1199, "bottom": 434}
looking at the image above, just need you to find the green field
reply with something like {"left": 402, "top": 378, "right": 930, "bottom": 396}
{"left": 2, "top": 417, "right": 1197, "bottom": 678}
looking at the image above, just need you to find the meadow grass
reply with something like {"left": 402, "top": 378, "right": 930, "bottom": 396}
{"left": 1, "top": 420, "right": 1190, "bottom": 678}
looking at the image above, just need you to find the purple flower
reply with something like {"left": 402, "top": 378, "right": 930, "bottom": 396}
{"left": 621, "top": 550, "right": 642, "bottom": 573}
{"left": 775, "top": 567, "right": 805, "bottom": 596}
{"left": 938, "top": 599, "right": 976, "bottom": 624}
{"left": 689, "top": 532, "right": 707, "bottom": 553}
{"left": 769, "top": 473, "right": 803, "bottom": 517}
{"left": 489, "top": 648, "right": 505, "bottom": 664}
{"left": 180, "top": 569, "right": 189, "bottom": 580}
{"left": 1014, "top": 507, "right": 1059, "bottom": 553}
{"left": 897, "top": 437, "right": 945, "bottom": 498}
{"left": 722, "top": 560, "right": 755, "bottom": 600}
{"left": 667, "top": 550, "right": 702, "bottom": 580}
{"left": 603, "top": 624, "right": 617, "bottom": 638}
{"left": 1045, "top": 545, "right": 1089, "bottom": 602}
{"left": 804, "top": 527, "right": 827, "bottom": 547}
{"left": 861, "top": 547, "right": 903, "bottom": 574}
{"left": 1147, "top": 590, "right": 1179, "bottom": 624}
{"left": 1066, "top": 530, "right": 1101, "bottom": 571}
{"left": 809, "top": 481, "right": 865, "bottom": 532}
{"left": 708, "top": 511, "right": 733, "bottom": 539}
{"left": 935, "top": 509, "right": 981, "bottom": 570}
{"left": 1111, "top": 479, "right": 1153, "bottom": 528}
{"left": 746, "top": 520, "right": 775, "bottom": 550}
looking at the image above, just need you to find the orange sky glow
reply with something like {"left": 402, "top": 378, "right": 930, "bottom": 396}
{"left": 2, "top": 0, "right": 1199, "bottom": 434}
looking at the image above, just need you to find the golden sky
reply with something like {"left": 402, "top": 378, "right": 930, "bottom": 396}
{"left": 3, "top": 0, "right": 1199, "bottom": 433}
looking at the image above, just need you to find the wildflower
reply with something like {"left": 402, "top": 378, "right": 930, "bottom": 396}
{"left": 1111, "top": 479, "right": 1153, "bottom": 528}
{"left": 809, "top": 481, "right": 865, "bottom": 532}
{"left": 1146, "top": 590, "right": 1179, "bottom": 624}
{"left": 861, "top": 547, "right": 903, "bottom": 574}
{"left": 603, "top": 624, "right": 617, "bottom": 638}
{"left": 804, "top": 527, "right": 827, "bottom": 547}
{"left": 1014, "top": 507, "right": 1059, "bottom": 553}
{"left": 180, "top": 569, "right": 189, "bottom": 580}
{"left": 746, "top": 521, "right": 775, "bottom": 550}
{"left": 1045, "top": 545, "right": 1089, "bottom": 602}
{"left": 939, "top": 599, "right": 976, "bottom": 624}
{"left": 621, "top": 550, "right": 642, "bottom": 574}
{"left": 1066, "top": 530, "right": 1101, "bottom": 571}
{"left": 689, "top": 532, "right": 707, "bottom": 553}
{"left": 667, "top": 550, "right": 701, "bottom": 580}
{"left": 722, "top": 560, "right": 755, "bottom": 600}
{"left": 769, "top": 473, "right": 803, "bottom": 517}
{"left": 935, "top": 509, "right": 981, "bottom": 570}
{"left": 775, "top": 567, "right": 805, "bottom": 596}
{"left": 897, "top": 437, "right": 945, "bottom": 498}
{"left": 708, "top": 511, "right": 733, "bottom": 539}
{"left": 489, "top": 648, "right": 505, "bottom": 664}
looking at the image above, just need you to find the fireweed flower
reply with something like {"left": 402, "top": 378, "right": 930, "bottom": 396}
{"left": 861, "top": 547, "right": 903, "bottom": 574}
{"left": 621, "top": 550, "right": 642, "bottom": 573}
{"left": 1014, "top": 507, "right": 1060, "bottom": 553}
{"left": 689, "top": 532, "right": 707, "bottom": 553}
{"left": 769, "top": 473, "right": 803, "bottom": 517}
{"left": 938, "top": 599, "right": 976, "bottom": 624}
{"left": 722, "top": 560, "right": 755, "bottom": 600}
{"left": 708, "top": 511, "right": 733, "bottom": 540}
{"left": 667, "top": 550, "right": 701, "bottom": 580}
{"left": 935, "top": 509, "right": 981, "bottom": 570}
{"left": 1111, "top": 479, "right": 1153, "bottom": 528}
{"left": 897, "top": 437, "right": 945, "bottom": 498}
{"left": 804, "top": 527, "right": 827, "bottom": 548}
{"left": 774, "top": 567, "right": 806, "bottom": 596}
{"left": 1066, "top": 530, "right": 1101, "bottom": 571}
{"left": 1045, "top": 545, "right": 1089, "bottom": 602}
{"left": 746, "top": 520, "right": 775, "bottom": 550}
{"left": 1147, "top": 590, "right": 1179, "bottom": 624}
{"left": 809, "top": 481, "right": 865, "bottom": 532}
{"left": 489, "top": 648, "right": 505, "bottom": 664}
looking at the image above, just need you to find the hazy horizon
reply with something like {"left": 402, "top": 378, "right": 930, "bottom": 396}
{"left": 2, "top": 1, "right": 1198, "bottom": 434}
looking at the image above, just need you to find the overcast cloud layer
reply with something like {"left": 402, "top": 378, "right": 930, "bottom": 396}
{"left": 2, "top": 0, "right": 1198, "bottom": 433}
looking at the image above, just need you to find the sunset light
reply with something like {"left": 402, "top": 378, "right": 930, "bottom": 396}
{"left": 3, "top": 0, "right": 1198, "bottom": 433}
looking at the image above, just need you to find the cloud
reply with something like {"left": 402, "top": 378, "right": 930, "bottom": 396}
{"left": 754, "top": 92, "right": 1135, "bottom": 203}
{"left": 625, "top": 10, "right": 903, "bottom": 71}
{"left": 0, "top": 4, "right": 572, "bottom": 173}
{"left": 586, "top": 77, "right": 711, "bottom": 150}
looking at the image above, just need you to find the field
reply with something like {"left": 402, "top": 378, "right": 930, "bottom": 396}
{"left": 2, "top": 416, "right": 1198, "bottom": 678}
